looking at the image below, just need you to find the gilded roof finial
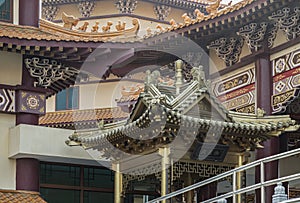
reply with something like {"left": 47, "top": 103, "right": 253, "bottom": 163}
{"left": 116, "top": 21, "right": 126, "bottom": 32}
{"left": 91, "top": 21, "right": 99, "bottom": 32}
{"left": 206, "top": 0, "right": 222, "bottom": 14}
{"left": 169, "top": 19, "right": 178, "bottom": 29}
{"left": 175, "top": 60, "right": 183, "bottom": 95}
{"left": 182, "top": 13, "right": 192, "bottom": 25}
{"left": 102, "top": 21, "right": 113, "bottom": 32}
{"left": 78, "top": 22, "right": 89, "bottom": 32}
{"left": 146, "top": 27, "right": 152, "bottom": 36}
{"left": 156, "top": 24, "right": 165, "bottom": 32}
{"left": 62, "top": 12, "right": 79, "bottom": 30}
{"left": 194, "top": 9, "right": 205, "bottom": 21}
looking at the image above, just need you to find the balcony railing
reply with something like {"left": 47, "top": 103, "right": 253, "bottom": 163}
{"left": 148, "top": 147, "right": 300, "bottom": 203}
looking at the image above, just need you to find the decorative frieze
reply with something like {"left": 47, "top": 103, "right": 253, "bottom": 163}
{"left": 269, "top": 7, "right": 300, "bottom": 41}
{"left": 154, "top": 4, "right": 171, "bottom": 21}
{"left": 272, "top": 48, "right": 300, "bottom": 113}
{"left": 172, "top": 161, "right": 234, "bottom": 181}
{"left": 42, "top": 5, "right": 59, "bottom": 21}
{"left": 24, "top": 57, "right": 79, "bottom": 88}
{"left": 0, "top": 87, "right": 45, "bottom": 115}
{"left": 208, "top": 37, "right": 244, "bottom": 67}
{"left": 16, "top": 91, "right": 46, "bottom": 115}
{"left": 212, "top": 67, "right": 256, "bottom": 113}
{"left": 78, "top": 1, "right": 95, "bottom": 18}
{"left": 0, "top": 89, "right": 15, "bottom": 112}
{"left": 212, "top": 68, "right": 255, "bottom": 97}
{"left": 115, "top": 0, "right": 138, "bottom": 14}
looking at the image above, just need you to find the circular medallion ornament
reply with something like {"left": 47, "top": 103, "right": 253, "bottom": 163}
{"left": 27, "top": 95, "right": 39, "bottom": 109}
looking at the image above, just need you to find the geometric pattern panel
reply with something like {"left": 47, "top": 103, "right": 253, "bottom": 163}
{"left": 272, "top": 48, "right": 300, "bottom": 113}
{"left": 212, "top": 67, "right": 256, "bottom": 113}
{"left": 16, "top": 90, "right": 46, "bottom": 115}
{"left": 0, "top": 88, "right": 15, "bottom": 112}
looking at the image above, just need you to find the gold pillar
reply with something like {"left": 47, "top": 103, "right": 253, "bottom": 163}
{"left": 113, "top": 162, "right": 122, "bottom": 203}
{"left": 159, "top": 147, "right": 170, "bottom": 203}
{"left": 237, "top": 153, "right": 243, "bottom": 203}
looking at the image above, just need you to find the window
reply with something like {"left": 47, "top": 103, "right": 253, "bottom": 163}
{"left": 56, "top": 87, "right": 79, "bottom": 111}
{"left": 40, "top": 163, "right": 114, "bottom": 203}
{"left": 0, "top": 0, "right": 12, "bottom": 22}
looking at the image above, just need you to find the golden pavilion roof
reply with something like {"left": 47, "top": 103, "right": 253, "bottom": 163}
{"left": 67, "top": 64, "right": 299, "bottom": 155}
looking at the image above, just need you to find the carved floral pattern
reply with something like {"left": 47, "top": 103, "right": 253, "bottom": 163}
{"left": 154, "top": 4, "right": 171, "bottom": 21}
{"left": 42, "top": 5, "right": 59, "bottom": 21}
{"left": 78, "top": 1, "right": 95, "bottom": 18}
{"left": 115, "top": 0, "right": 138, "bottom": 14}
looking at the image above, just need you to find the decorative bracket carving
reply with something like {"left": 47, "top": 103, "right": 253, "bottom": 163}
{"left": 78, "top": 1, "right": 95, "bottom": 18}
{"left": 269, "top": 7, "right": 300, "bottom": 41}
{"left": 237, "top": 22, "right": 268, "bottom": 52}
{"left": 115, "top": 0, "right": 138, "bottom": 14}
{"left": 24, "top": 57, "right": 79, "bottom": 88}
{"left": 208, "top": 37, "right": 244, "bottom": 66}
{"left": 154, "top": 4, "right": 171, "bottom": 21}
{"left": 42, "top": 5, "right": 59, "bottom": 21}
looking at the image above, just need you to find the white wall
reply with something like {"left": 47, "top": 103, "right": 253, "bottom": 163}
{"left": 9, "top": 124, "right": 101, "bottom": 166}
{"left": 46, "top": 80, "right": 142, "bottom": 112}
{"left": 0, "top": 51, "right": 22, "bottom": 86}
{"left": 0, "top": 113, "right": 16, "bottom": 190}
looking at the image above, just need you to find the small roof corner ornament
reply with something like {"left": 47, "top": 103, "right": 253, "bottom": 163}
{"left": 98, "top": 119, "right": 105, "bottom": 130}
{"left": 191, "top": 65, "right": 206, "bottom": 88}
{"left": 256, "top": 108, "right": 266, "bottom": 117}
{"left": 145, "top": 70, "right": 161, "bottom": 88}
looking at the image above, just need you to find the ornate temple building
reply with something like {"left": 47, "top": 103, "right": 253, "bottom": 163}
{"left": 0, "top": 0, "right": 299, "bottom": 203}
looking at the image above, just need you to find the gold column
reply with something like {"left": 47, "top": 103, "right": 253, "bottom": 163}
{"left": 159, "top": 147, "right": 170, "bottom": 203}
{"left": 237, "top": 153, "right": 243, "bottom": 203}
{"left": 113, "top": 162, "right": 122, "bottom": 203}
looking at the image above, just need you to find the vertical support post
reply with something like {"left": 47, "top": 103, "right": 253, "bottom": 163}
{"left": 233, "top": 171, "right": 236, "bottom": 203}
{"left": 255, "top": 54, "right": 279, "bottom": 203}
{"left": 16, "top": 158, "right": 39, "bottom": 191}
{"left": 159, "top": 147, "right": 170, "bottom": 203}
{"left": 113, "top": 162, "right": 122, "bottom": 203}
{"left": 260, "top": 162, "right": 265, "bottom": 203}
{"left": 19, "top": 0, "right": 40, "bottom": 27}
{"left": 237, "top": 154, "right": 243, "bottom": 202}
{"left": 186, "top": 173, "right": 193, "bottom": 203}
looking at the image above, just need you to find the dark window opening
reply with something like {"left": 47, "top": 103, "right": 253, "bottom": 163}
{"left": 40, "top": 162, "right": 114, "bottom": 203}
{"left": 0, "top": 0, "right": 12, "bottom": 22}
{"left": 56, "top": 87, "right": 79, "bottom": 111}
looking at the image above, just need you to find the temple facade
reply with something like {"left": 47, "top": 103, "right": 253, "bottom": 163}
{"left": 0, "top": 0, "right": 299, "bottom": 203}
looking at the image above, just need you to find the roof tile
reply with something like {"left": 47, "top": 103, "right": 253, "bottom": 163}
{"left": 0, "top": 190, "right": 47, "bottom": 203}
{"left": 39, "top": 107, "right": 128, "bottom": 128}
